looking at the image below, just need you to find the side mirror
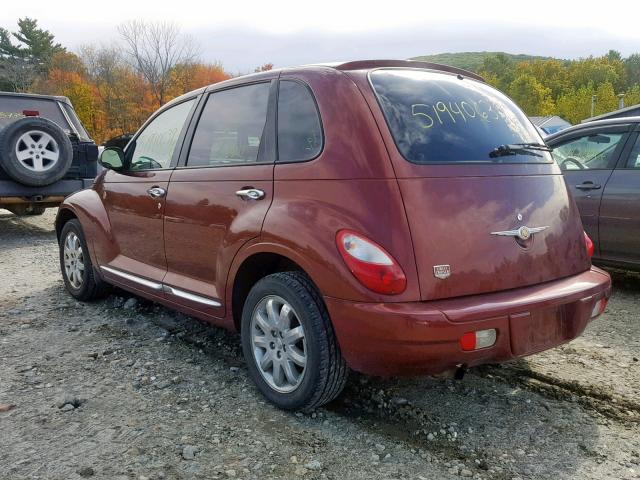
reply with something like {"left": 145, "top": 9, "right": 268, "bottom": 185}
{"left": 99, "top": 147, "right": 125, "bottom": 171}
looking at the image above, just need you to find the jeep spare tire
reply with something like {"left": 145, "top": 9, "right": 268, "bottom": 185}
{"left": 0, "top": 117, "right": 73, "bottom": 186}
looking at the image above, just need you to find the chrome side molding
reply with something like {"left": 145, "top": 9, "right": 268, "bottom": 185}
{"left": 162, "top": 285, "right": 222, "bottom": 307}
{"left": 100, "top": 265, "right": 222, "bottom": 307}
{"left": 101, "top": 266, "right": 163, "bottom": 291}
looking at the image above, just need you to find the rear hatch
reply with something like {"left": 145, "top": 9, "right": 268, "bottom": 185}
{"left": 367, "top": 68, "right": 591, "bottom": 301}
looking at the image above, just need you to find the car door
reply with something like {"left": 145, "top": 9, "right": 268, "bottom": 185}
{"left": 598, "top": 130, "right": 640, "bottom": 266}
{"left": 97, "top": 98, "right": 196, "bottom": 293}
{"left": 162, "top": 81, "right": 276, "bottom": 316}
{"left": 550, "top": 125, "right": 630, "bottom": 254}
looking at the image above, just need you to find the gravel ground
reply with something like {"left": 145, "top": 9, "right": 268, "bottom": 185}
{"left": 1, "top": 209, "right": 639, "bottom": 480}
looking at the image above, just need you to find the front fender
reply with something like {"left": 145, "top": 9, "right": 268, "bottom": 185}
{"left": 56, "top": 188, "right": 113, "bottom": 269}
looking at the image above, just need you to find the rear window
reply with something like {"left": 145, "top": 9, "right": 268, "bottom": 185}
{"left": 370, "top": 69, "right": 550, "bottom": 164}
{"left": 0, "top": 96, "right": 71, "bottom": 131}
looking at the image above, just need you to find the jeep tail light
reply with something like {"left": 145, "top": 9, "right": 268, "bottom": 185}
{"left": 460, "top": 329, "right": 497, "bottom": 351}
{"left": 584, "top": 231, "right": 594, "bottom": 258}
{"left": 336, "top": 230, "right": 406, "bottom": 295}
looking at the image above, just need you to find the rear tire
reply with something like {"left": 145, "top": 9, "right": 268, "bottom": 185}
{"left": 241, "top": 271, "right": 348, "bottom": 411}
{"left": 59, "top": 219, "right": 110, "bottom": 301}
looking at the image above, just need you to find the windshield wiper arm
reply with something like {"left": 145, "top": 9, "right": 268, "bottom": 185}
{"left": 489, "top": 143, "right": 552, "bottom": 158}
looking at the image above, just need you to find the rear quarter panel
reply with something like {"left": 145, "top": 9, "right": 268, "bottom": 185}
{"left": 261, "top": 68, "right": 420, "bottom": 303}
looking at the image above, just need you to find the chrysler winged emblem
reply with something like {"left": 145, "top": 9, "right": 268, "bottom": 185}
{"left": 490, "top": 225, "right": 549, "bottom": 240}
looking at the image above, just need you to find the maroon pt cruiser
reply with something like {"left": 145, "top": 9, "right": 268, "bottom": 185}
{"left": 56, "top": 60, "right": 611, "bottom": 410}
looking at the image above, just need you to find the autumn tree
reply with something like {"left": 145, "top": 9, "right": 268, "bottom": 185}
{"left": 118, "top": 20, "right": 199, "bottom": 106}
{"left": 169, "top": 61, "right": 231, "bottom": 97}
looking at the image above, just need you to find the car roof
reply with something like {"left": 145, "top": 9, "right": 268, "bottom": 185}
{"left": 0, "top": 91, "right": 72, "bottom": 105}
{"left": 162, "top": 59, "right": 484, "bottom": 110}
{"left": 546, "top": 116, "right": 640, "bottom": 142}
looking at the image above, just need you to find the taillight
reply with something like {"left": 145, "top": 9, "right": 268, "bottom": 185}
{"left": 584, "top": 231, "right": 594, "bottom": 258}
{"left": 336, "top": 230, "right": 406, "bottom": 295}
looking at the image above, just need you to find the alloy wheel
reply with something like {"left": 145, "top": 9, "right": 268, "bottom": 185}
{"left": 63, "top": 231, "right": 85, "bottom": 289}
{"left": 15, "top": 130, "right": 60, "bottom": 172}
{"left": 250, "top": 295, "right": 307, "bottom": 393}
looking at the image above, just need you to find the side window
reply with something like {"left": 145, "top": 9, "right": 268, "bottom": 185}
{"left": 552, "top": 132, "right": 623, "bottom": 171}
{"left": 187, "top": 83, "right": 271, "bottom": 167}
{"left": 626, "top": 136, "right": 640, "bottom": 168}
{"left": 277, "top": 80, "right": 323, "bottom": 162}
{"left": 128, "top": 99, "right": 195, "bottom": 171}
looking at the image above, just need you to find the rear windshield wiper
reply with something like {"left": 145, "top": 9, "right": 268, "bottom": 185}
{"left": 489, "top": 143, "right": 553, "bottom": 158}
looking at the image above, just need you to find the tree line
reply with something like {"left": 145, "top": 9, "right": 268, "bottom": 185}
{"left": 2, "top": 18, "right": 639, "bottom": 142}
{"left": 477, "top": 50, "right": 640, "bottom": 123}
{"left": 0, "top": 18, "right": 272, "bottom": 143}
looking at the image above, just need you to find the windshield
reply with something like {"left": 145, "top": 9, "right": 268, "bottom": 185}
{"left": 370, "top": 69, "right": 551, "bottom": 164}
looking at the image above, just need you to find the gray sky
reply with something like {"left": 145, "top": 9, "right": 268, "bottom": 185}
{"left": 2, "top": 0, "right": 638, "bottom": 73}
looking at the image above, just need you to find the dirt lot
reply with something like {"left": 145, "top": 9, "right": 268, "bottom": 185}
{"left": 1, "top": 209, "right": 639, "bottom": 480}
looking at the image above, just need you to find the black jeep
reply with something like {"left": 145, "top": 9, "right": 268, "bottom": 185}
{"left": 0, "top": 92, "right": 97, "bottom": 216}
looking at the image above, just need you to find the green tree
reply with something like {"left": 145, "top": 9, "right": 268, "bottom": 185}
{"left": 606, "top": 49, "right": 622, "bottom": 62}
{"left": 514, "top": 59, "right": 570, "bottom": 98}
{"left": 567, "top": 56, "right": 623, "bottom": 92}
{"left": 478, "top": 53, "right": 515, "bottom": 91}
{"left": 507, "top": 74, "right": 555, "bottom": 116}
{"left": 594, "top": 81, "right": 618, "bottom": 116}
{"left": 556, "top": 85, "right": 595, "bottom": 123}
{"left": 623, "top": 84, "right": 640, "bottom": 109}
{"left": 624, "top": 54, "right": 640, "bottom": 88}
{"left": 0, "top": 17, "right": 64, "bottom": 91}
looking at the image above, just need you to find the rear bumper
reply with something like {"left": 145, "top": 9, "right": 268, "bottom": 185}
{"left": 0, "top": 179, "right": 95, "bottom": 205}
{"left": 325, "top": 267, "right": 612, "bottom": 376}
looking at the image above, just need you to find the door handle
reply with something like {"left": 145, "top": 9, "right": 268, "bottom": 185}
{"left": 575, "top": 182, "right": 601, "bottom": 191}
{"left": 235, "top": 188, "right": 265, "bottom": 200}
{"left": 147, "top": 186, "right": 166, "bottom": 198}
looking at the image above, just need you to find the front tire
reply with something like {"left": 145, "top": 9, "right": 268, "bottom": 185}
{"left": 59, "top": 219, "right": 110, "bottom": 301}
{"left": 241, "top": 272, "right": 348, "bottom": 411}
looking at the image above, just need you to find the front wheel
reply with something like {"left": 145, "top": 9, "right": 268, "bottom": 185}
{"left": 241, "top": 272, "right": 348, "bottom": 410}
{"left": 59, "top": 219, "right": 110, "bottom": 301}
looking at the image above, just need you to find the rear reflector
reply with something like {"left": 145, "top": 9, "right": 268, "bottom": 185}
{"left": 591, "top": 297, "right": 608, "bottom": 319}
{"left": 22, "top": 110, "right": 39, "bottom": 117}
{"left": 460, "top": 329, "right": 497, "bottom": 351}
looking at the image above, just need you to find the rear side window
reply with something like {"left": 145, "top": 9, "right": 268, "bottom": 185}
{"left": 187, "top": 83, "right": 271, "bottom": 167}
{"left": 0, "top": 95, "right": 70, "bottom": 130}
{"left": 370, "top": 69, "right": 549, "bottom": 164}
{"left": 277, "top": 80, "right": 322, "bottom": 162}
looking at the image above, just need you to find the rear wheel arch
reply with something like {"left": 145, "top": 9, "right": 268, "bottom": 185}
{"left": 230, "top": 250, "right": 321, "bottom": 332}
